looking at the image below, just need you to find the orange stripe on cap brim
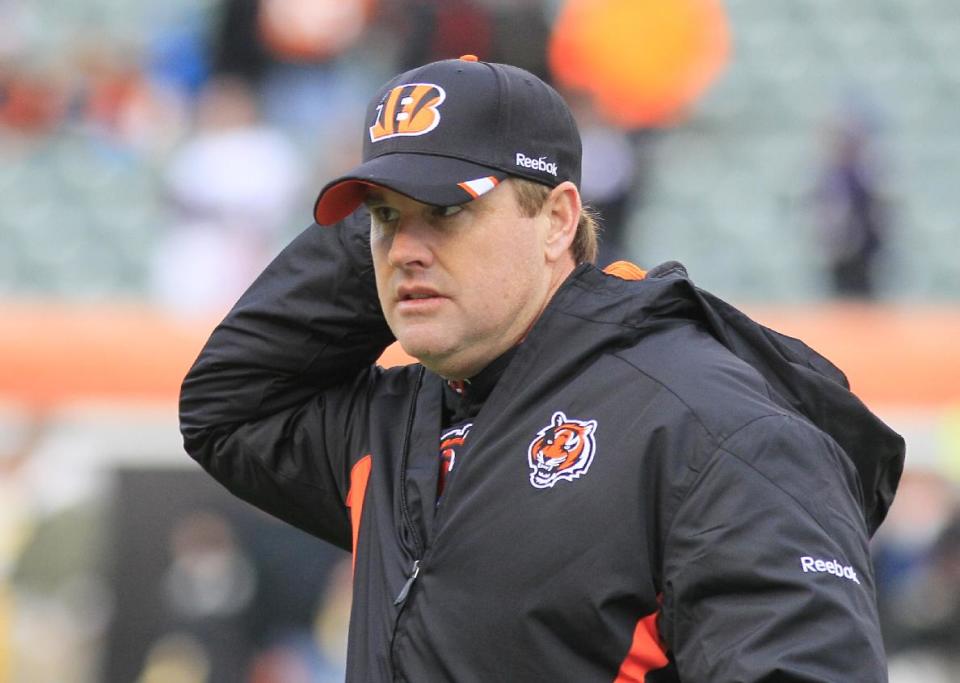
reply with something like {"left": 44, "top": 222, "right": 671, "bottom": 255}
{"left": 314, "top": 179, "right": 379, "bottom": 225}
{"left": 457, "top": 175, "right": 500, "bottom": 199}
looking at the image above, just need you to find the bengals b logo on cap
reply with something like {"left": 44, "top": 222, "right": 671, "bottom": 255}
{"left": 369, "top": 83, "right": 446, "bottom": 142}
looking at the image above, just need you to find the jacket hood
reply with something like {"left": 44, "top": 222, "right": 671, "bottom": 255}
{"left": 581, "top": 261, "right": 905, "bottom": 536}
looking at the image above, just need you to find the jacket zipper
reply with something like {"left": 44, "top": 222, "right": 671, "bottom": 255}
{"left": 395, "top": 367, "right": 425, "bottom": 600}
{"left": 389, "top": 368, "right": 427, "bottom": 675}
{"left": 393, "top": 559, "right": 421, "bottom": 605}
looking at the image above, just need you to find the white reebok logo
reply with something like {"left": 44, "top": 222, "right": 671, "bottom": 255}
{"left": 515, "top": 152, "right": 558, "bottom": 176}
{"left": 800, "top": 556, "right": 861, "bottom": 585}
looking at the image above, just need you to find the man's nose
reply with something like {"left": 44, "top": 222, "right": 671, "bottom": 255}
{"left": 387, "top": 220, "right": 434, "bottom": 269}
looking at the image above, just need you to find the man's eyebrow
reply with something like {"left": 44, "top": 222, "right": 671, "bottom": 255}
{"left": 363, "top": 191, "right": 385, "bottom": 206}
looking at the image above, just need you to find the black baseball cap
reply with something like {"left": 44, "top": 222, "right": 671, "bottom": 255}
{"left": 313, "top": 55, "right": 582, "bottom": 225}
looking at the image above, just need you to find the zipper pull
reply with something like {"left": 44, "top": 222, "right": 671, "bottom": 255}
{"left": 394, "top": 560, "right": 421, "bottom": 605}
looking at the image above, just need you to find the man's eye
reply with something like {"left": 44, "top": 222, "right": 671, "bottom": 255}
{"left": 371, "top": 206, "right": 400, "bottom": 223}
{"left": 431, "top": 205, "right": 463, "bottom": 218}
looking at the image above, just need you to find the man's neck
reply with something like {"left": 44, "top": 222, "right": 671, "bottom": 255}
{"left": 431, "top": 258, "right": 579, "bottom": 381}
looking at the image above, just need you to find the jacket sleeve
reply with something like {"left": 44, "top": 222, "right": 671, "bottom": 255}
{"left": 179, "top": 210, "right": 395, "bottom": 550}
{"left": 660, "top": 415, "right": 888, "bottom": 682}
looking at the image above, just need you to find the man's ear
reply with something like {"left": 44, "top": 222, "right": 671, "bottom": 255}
{"left": 542, "top": 181, "right": 581, "bottom": 263}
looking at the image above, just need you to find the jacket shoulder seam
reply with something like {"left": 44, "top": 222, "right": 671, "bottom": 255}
{"left": 609, "top": 352, "right": 776, "bottom": 449}
{"left": 671, "top": 413, "right": 838, "bottom": 541}
{"left": 609, "top": 350, "right": 792, "bottom": 455}
{"left": 554, "top": 302, "right": 652, "bottom": 331}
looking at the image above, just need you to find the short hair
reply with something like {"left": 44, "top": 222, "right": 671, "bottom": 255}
{"left": 510, "top": 178, "right": 600, "bottom": 265}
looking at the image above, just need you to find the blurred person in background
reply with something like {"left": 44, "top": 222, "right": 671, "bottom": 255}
{"left": 813, "top": 104, "right": 891, "bottom": 299}
{"left": 873, "top": 468, "right": 960, "bottom": 682}
{"left": 391, "top": 0, "right": 496, "bottom": 72}
{"left": 150, "top": 76, "right": 305, "bottom": 317}
{"left": 391, "top": 0, "right": 550, "bottom": 80}
{"left": 181, "top": 56, "right": 904, "bottom": 681}
{"left": 210, "top": 0, "right": 380, "bottom": 146}
{"left": 889, "top": 511, "right": 960, "bottom": 679}
{"left": 104, "top": 465, "right": 346, "bottom": 682}
{"left": 569, "top": 91, "right": 652, "bottom": 266}
{"left": 0, "top": 407, "right": 112, "bottom": 683}
{"left": 155, "top": 511, "right": 257, "bottom": 681}
{"left": 127, "top": 509, "right": 327, "bottom": 683}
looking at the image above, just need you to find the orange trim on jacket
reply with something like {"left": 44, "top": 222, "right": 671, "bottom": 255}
{"left": 614, "top": 610, "right": 669, "bottom": 682}
{"left": 604, "top": 260, "right": 648, "bottom": 281}
{"left": 346, "top": 454, "right": 373, "bottom": 572}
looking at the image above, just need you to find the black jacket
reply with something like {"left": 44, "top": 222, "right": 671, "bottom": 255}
{"left": 180, "top": 212, "right": 904, "bottom": 682}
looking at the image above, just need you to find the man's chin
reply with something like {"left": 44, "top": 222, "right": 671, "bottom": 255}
{"left": 396, "top": 337, "right": 470, "bottom": 379}
{"left": 397, "top": 336, "right": 449, "bottom": 368}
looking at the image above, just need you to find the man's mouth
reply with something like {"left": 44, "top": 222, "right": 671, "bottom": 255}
{"left": 397, "top": 285, "right": 443, "bottom": 302}
{"left": 395, "top": 287, "right": 446, "bottom": 312}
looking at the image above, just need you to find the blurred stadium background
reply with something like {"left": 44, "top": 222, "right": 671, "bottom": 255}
{"left": 1, "top": 0, "right": 959, "bottom": 681}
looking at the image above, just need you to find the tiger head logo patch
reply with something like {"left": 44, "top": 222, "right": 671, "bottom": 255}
{"left": 527, "top": 411, "right": 598, "bottom": 489}
{"left": 369, "top": 83, "right": 446, "bottom": 142}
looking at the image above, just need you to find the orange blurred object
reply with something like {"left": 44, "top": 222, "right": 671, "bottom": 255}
{"left": 0, "top": 302, "right": 957, "bottom": 411}
{"left": 549, "top": 0, "right": 730, "bottom": 127}
{"left": 0, "top": 302, "right": 413, "bottom": 410}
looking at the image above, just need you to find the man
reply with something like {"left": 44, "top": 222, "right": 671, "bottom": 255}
{"left": 180, "top": 56, "right": 905, "bottom": 681}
